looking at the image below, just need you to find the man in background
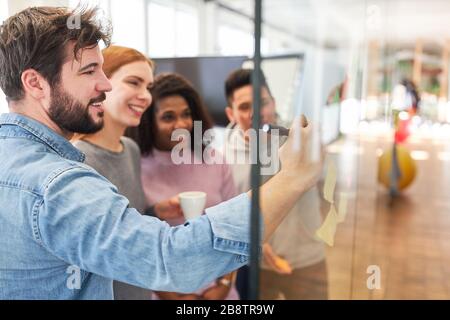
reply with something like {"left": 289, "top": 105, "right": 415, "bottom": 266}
{"left": 224, "top": 68, "right": 328, "bottom": 299}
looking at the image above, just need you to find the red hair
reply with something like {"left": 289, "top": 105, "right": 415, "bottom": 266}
{"left": 102, "top": 45, "right": 154, "bottom": 78}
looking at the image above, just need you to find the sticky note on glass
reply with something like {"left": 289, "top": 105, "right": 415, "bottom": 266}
{"left": 315, "top": 205, "right": 338, "bottom": 246}
{"left": 337, "top": 193, "right": 348, "bottom": 224}
{"left": 323, "top": 160, "right": 337, "bottom": 203}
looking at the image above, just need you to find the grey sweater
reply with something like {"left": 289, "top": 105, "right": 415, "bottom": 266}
{"left": 74, "top": 137, "right": 152, "bottom": 300}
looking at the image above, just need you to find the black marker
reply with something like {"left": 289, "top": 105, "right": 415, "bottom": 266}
{"left": 261, "top": 124, "right": 290, "bottom": 136}
{"left": 261, "top": 115, "right": 308, "bottom": 136}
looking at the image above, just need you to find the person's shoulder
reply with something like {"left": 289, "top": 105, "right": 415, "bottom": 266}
{"left": 43, "top": 158, "right": 116, "bottom": 195}
{"left": 30, "top": 150, "right": 95, "bottom": 195}
{"left": 121, "top": 136, "right": 141, "bottom": 155}
{"left": 0, "top": 135, "right": 102, "bottom": 196}
{"left": 71, "top": 139, "right": 85, "bottom": 148}
{"left": 30, "top": 141, "right": 102, "bottom": 182}
{"left": 72, "top": 139, "right": 97, "bottom": 155}
{"left": 71, "top": 139, "right": 104, "bottom": 169}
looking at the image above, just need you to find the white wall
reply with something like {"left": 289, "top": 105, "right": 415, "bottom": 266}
{"left": 7, "top": 0, "right": 69, "bottom": 15}
{"left": 110, "top": 0, "right": 146, "bottom": 53}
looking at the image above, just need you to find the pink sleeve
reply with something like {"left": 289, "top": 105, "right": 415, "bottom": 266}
{"left": 221, "top": 163, "right": 239, "bottom": 201}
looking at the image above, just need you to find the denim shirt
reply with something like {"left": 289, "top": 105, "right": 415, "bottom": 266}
{"left": 0, "top": 113, "right": 260, "bottom": 300}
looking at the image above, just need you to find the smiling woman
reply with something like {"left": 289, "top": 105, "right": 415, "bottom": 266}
{"left": 125, "top": 73, "right": 240, "bottom": 301}
{"left": 72, "top": 45, "right": 186, "bottom": 300}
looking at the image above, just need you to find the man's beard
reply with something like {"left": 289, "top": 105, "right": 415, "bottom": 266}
{"left": 48, "top": 84, "right": 106, "bottom": 134}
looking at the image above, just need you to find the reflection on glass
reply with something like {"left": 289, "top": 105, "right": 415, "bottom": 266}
{"left": 247, "top": 0, "right": 450, "bottom": 300}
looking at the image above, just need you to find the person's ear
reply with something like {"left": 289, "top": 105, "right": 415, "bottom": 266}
{"left": 225, "top": 106, "right": 235, "bottom": 123}
{"left": 21, "top": 69, "right": 49, "bottom": 100}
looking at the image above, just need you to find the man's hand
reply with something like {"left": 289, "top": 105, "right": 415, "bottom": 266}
{"left": 253, "top": 116, "right": 324, "bottom": 242}
{"left": 201, "top": 283, "right": 231, "bottom": 300}
{"left": 156, "top": 291, "right": 203, "bottom": 300}
{"left": 262, "top": 243, "right": 292, "bottom": 275}
{"left": 278, "top": 116, "right": 322, "bottom": 192}
{"left": 154, "top": 196, "right": 183, "bottom": 220}
{"left": 201, "top": 272, "right": 234, "bottom": 300}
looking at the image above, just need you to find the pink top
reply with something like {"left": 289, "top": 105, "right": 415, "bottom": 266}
{"left": 141, "top": 148, "right": 238, "bottom": 225}
{"left": 141, "top": 148, "right": 239, "bottom": 300}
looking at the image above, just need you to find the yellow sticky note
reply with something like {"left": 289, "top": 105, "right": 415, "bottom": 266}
{"left": 323, "top": 160, "right": 337, "bottom": 203}
{"left": 315, "top": 205, "right": 338, "bottom": 247}
{"left": 337, "top": 193, "right": 348, "bottom": 224}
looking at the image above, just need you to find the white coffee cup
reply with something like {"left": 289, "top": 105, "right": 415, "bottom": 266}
{"left": 179, "top": 191, "right": 207, "bottom": 220}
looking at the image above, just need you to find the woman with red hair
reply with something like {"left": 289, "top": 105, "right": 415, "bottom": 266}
{"left": 73, "top": 45, "right": 182, "bottom": 300}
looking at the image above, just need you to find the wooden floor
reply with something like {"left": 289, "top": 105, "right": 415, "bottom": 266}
{"left": 324, "top": 125, "right": 450, "bottom": 299}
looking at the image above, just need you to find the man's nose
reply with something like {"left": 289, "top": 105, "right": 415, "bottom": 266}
{"left": 97, "top": 71, "right": 112, "bottom": 93}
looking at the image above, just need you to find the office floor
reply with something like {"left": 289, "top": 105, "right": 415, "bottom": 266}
{"left": 324, "top": 122, "right": 450, "bottom": 299}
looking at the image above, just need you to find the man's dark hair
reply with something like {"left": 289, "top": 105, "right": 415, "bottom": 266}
{"left": 0, "top": 5, "right": 111, "bottom": 102}
{"left": 224, "top": 68, "right": 272, "bottom": 105}
{"left": 126, "top": 73, "right": 214, "bottom": 156}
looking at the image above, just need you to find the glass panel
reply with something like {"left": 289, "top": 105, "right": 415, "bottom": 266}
{"left": 235, "top": 0, "right": 450, "bottom": 300}
{"left": 235, "top": 0, "right": 363, "bottom": 300}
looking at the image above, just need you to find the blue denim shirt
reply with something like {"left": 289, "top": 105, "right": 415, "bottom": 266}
{"left": 0, "top": 113, "right": 260, "bottom": 300}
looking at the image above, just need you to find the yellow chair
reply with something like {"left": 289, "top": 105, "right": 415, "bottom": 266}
{"left": 378, "top": 144, "right": 417, "bottom": 191}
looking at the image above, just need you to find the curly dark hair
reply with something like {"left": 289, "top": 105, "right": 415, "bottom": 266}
{"left": 126, "top": 73, "right": 214, "bottom": 156}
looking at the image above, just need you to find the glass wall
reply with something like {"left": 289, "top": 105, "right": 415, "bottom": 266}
{"left": 245, "top": 0, "right": 450, "bottom": 300}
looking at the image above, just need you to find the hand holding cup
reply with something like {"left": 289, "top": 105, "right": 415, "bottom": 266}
{"left": 179, "top": 191, "right": 207, "bottom": 220}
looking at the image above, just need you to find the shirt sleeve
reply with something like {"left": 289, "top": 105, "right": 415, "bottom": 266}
{"left": 35, "top": 165, "right": 260, "bottom": 293}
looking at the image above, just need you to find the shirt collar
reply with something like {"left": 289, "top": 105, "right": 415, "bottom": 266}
{"left": 0, "top": 113, "right": 85, "bottom": 162}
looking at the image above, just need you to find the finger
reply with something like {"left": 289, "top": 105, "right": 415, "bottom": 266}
{"left": 273, "top": 263, "right": 289, "bottom": 274}
{"left": 300, "top": 122, "right": 312, "bottom": 163}
{"left": 275, "top": 258, "right": 293, "bottom": 275}
{"left": 169, "top": 199, "right": 180, "bottom": 208}
{"left": 265, "top": 250, "right": 279, "bottom": 270}
{"left": 301, "top": 114, "right": 308, "bottom": 127}
{"left": 291, "top": 117, "right": 302, "bottom": 152}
